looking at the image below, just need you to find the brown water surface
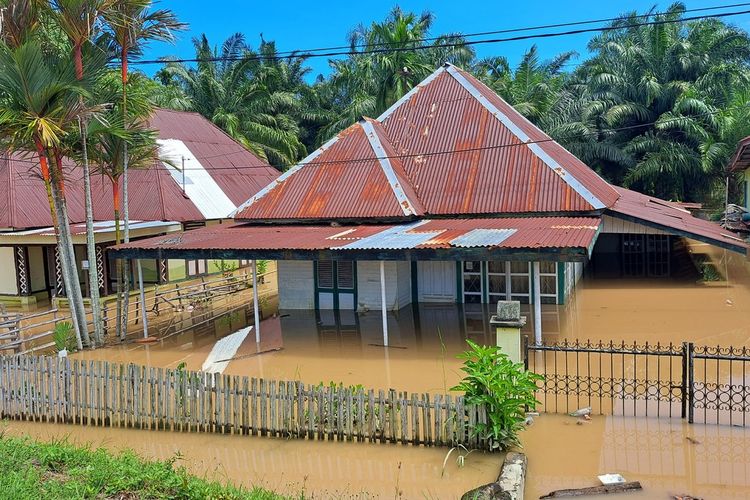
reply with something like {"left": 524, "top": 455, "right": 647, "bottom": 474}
{"left": 1, "top": 419, "right": 500, "bottom": 498}
{"left": 522, "top": 413, "right": 750, "bottom": 499}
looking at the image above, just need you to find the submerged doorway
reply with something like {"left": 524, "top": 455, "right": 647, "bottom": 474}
{"left": 314, "top": 260, "right": 356, "bottom": 309}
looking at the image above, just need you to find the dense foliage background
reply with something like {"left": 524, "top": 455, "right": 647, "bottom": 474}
{"left": 144, "top": 3, "right": 750, "bottom": 205}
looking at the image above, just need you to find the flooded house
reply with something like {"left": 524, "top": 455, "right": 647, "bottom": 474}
{"left": 0, "top": 108, "right": 279, "bottom": 308}
{"left": 113, "top": 63, "right": 747, "bottom": 343}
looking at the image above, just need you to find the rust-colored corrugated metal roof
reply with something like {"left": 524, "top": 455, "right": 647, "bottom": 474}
{"left": 729, "top": 136, "right": 750, "bottom": 173}
{"left": 235, "top": 63, "right": 620, "bottom": 222}
{"left": 149, "top": 109, "right": 280, "bottom": 206}
{"left": 608, "top": 187, "right": 748, "bottom": 252}
{"left": 0, "top": 109, "right": 279, "bottom": 230}
{"left": 113, "top": 216, "right": 601, "bottom": 254}
{"left": 235, "top": 118, "right": 424, "bottom": 220}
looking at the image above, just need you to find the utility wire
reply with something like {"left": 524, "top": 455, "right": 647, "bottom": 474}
{"left": 7, "top": 103, "right": 749, "bottom": 175}
{"left": 130, "top": 8, "right": 750, "bottom": 65}
{"left": 205, "top": 2, "right": 750, "bottom": 58}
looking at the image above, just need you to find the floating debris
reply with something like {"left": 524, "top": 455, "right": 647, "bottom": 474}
{"left": 569, "top": 406, "right": 592, "bottom": 417}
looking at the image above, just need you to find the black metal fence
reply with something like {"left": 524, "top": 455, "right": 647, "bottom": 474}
{"left": 524, "top": 338, "right": 750, "bottom": 426}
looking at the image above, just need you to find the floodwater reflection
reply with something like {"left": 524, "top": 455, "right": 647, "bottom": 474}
{"left": 523, "top": 413, "right": 750, "bottom": 499}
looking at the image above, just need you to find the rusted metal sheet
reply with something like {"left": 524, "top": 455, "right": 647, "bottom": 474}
{"left": 0, "top": 109, "right": 278, "bottom": 229}
{"left": 381, "top": 66, "right": 619, "bottom": 215}
{"left": 113, "top": 216, "right": 602, "bottom": 253}
{"left": 235, "top": 119, "right": 424, "bottom": 220}
{"left": 728, "top": 136, "right": 750, "bottom": 172}
{"left": 150, "top": 109, "right": 279, "bottom": 206}
{"left": 608, "top": 187, "right": 748, "bottom": 252}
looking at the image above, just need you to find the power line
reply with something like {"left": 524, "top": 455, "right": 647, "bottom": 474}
{"left": 130, "top": 8, "right": 750, "bottom": 66}
{"left": 214, "top": 2, "right": 750, "bottom": 59}
{"left": 7, "top": 103, "right": 748, "bottom": 174}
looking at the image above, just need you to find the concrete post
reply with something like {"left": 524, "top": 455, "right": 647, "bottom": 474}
{"left": 489, "top": 300, "right": 526, "bottom": 364}
{"left": 380, "top": 260, "right": 388, "bottom": 346}
{"left": 532, "top": 261, "right": 542, "bottom": 345}
{"left": 136, "top": 260, "right": 148, "bottom": 338}
{"left": 252, "top": 259, "right": 260, "bottom": 343}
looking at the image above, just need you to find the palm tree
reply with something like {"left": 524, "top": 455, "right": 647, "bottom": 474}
{"left": 104, "top": 0, "right": 184, "bottom": 338}
{"left": 164, "top": 33, "right": 308, "bottom": 167}
{"left": 473, "top": 45, "right": 576, "bottom": 123}
{"left": 50, "top": 0, "right": 113, "bottom": 346}
{"left": 577, "top": 2, "right": 750, "bottom": 200}
{"left": 320, "top": 7, "right": 474, "bottom": 140}
{"left": 0, "top": 39, "right": 95, "bottom": 348}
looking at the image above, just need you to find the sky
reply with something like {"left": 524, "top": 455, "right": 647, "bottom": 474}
{"left": 136, "top": 0, "right": 750, "bottom": 79}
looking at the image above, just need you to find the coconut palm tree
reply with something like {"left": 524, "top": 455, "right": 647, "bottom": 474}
{"left": 50, "top": 0, "right": 113, "bottom": 346}
{"left": 0, "top": 39, "right": 95, "bottom": 348}
{"left": 104, "top": 0, "right": 184, "bottom": 338}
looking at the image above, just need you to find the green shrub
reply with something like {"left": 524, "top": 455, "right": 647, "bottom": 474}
{"left": 52, "top": 322, "right": 75, "bottom": 352}
{"left": 451, "top": 340, "right": 541, "bottom": 451}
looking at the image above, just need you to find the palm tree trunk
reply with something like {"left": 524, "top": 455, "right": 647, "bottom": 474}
{"left": 121, "top": 142, "right": 131, "bottom": 338}
{"left": 79, "top": 117, "right": 104, "bottom": 346}
{"left": 50, "top": 152, "right": 90, "bottom": 348}
{"left": 120, "top": 45, "right": 131, "bottom": 338}
{"left": 112, "top": 177, "right": 125, "bottom": 340}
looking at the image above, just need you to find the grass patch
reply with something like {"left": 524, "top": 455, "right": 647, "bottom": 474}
{"left": 0, "top": 432, "right": 291, "bottom": 499}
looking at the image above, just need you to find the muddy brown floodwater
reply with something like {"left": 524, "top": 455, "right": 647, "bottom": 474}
{"left": 48, "top": 245, "right": 750, "bottom": 497}
{"left": 523, "top": 413, "right": 750, "bottom": 499}
{"left": 1, "top": 419, "right": 500, "bottom": 498}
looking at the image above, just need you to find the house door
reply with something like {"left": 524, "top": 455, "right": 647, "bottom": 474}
{"left": 315, "top": 260, "right": 356, "bottom": 310}
{"left": 417, "top": 261, "right": 455, "bottom": 302}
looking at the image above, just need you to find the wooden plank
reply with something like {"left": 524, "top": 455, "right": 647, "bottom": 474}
{"left": 356, "top": 390, "right": 364, "bottom": 442}
{"left": 242, "top": 377, "right": 249, "bottom": 435}
{"left": 400, "top": 392, "right": 408, "bottom": 445}
{"left": 251, "top": 378, "right": 258, "bottom": 436}
{"left": 411, "top": 394, "right": 419, "bottom": 446}
{"left": 213, "top": 372, "right": 222, "bottom": 434}
{"left": 307, "top": 384, "right": 315, "bottom": 439}
{"left": 269, "top": 380, "right": 276, "bottom": 437}
{"left": 424, "top": 394, "right": 432, "bottom": 446}
{"left": 260, "top": 378, "right": 267, "bottom": 436}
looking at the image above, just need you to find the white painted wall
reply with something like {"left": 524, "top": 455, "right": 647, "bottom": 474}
{"left": 278, "top": 260, "right": 315, "bottom": 309}
{"left": 0, "top": 247, "right": 18, "bottom": 295}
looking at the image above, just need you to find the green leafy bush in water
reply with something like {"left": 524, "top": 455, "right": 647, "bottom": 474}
{"left": 451, "top": 340, "right": 542, "bottom": 451}
{"left": 52, "top": 322, "right": 75, "bottom": 352}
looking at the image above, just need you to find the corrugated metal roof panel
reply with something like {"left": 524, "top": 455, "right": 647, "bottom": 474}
{"left": 235, "top": 119, "right": 424, "bottom": 220}
{"left": 113, "top": 216, "right": 602, "bottom": 253}
{"left": 450, "top": 228, "right": 516, "bottom": 248}
{"left": 380, "top": 69, "right": 599, "bottom": 214}
{"left": 0, "top": 109, "right": 278, "bottom": 229}
{"left": 608, "top": 186, "right": 748, "bottom": 252}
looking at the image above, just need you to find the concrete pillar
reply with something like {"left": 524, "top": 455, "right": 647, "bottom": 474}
{"left": 490, "top": 300, "right": 526, "bottom": 364}
{"left": 252, "top": 259, "right": 260, "bottom": 343}
{"left": 532, "top": 261, "right": 542, "bottom": 345}
{"left": 380, "top": 260, "right": 388, "bottom": 346}
{"left": 136, "top": 260, "right": 149, "bottom": 338}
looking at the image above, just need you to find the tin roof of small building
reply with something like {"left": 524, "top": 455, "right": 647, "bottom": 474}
{"left": 607, "top": 187, "right": 748, "bottom": 252}
{"left": 729, "top": 136, "right": 750, "bottom": 172}
{"left": 0, "top": 109, "right": 279, "bottom": 230}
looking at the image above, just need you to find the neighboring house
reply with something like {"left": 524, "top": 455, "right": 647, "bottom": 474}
{"left": 114, "top": 64, "right": 748, "bottom": 341}
{"left": 0, "top": 108, "right": 279, "bottom": 307}
{"left": 729, "top": 136, "right": 750, "bottom": 213}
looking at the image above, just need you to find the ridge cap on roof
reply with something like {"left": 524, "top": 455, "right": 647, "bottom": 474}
{"left": 360, "top": 118, "right": 424, "bottom": 216}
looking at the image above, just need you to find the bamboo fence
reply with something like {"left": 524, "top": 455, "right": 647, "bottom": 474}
{"left": 0, "top": 354, "right": 487, "bottom": 449}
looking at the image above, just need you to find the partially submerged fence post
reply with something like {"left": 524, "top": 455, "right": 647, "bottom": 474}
{"left": 490, "top": 301, "right": 526, "bottom": 364}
